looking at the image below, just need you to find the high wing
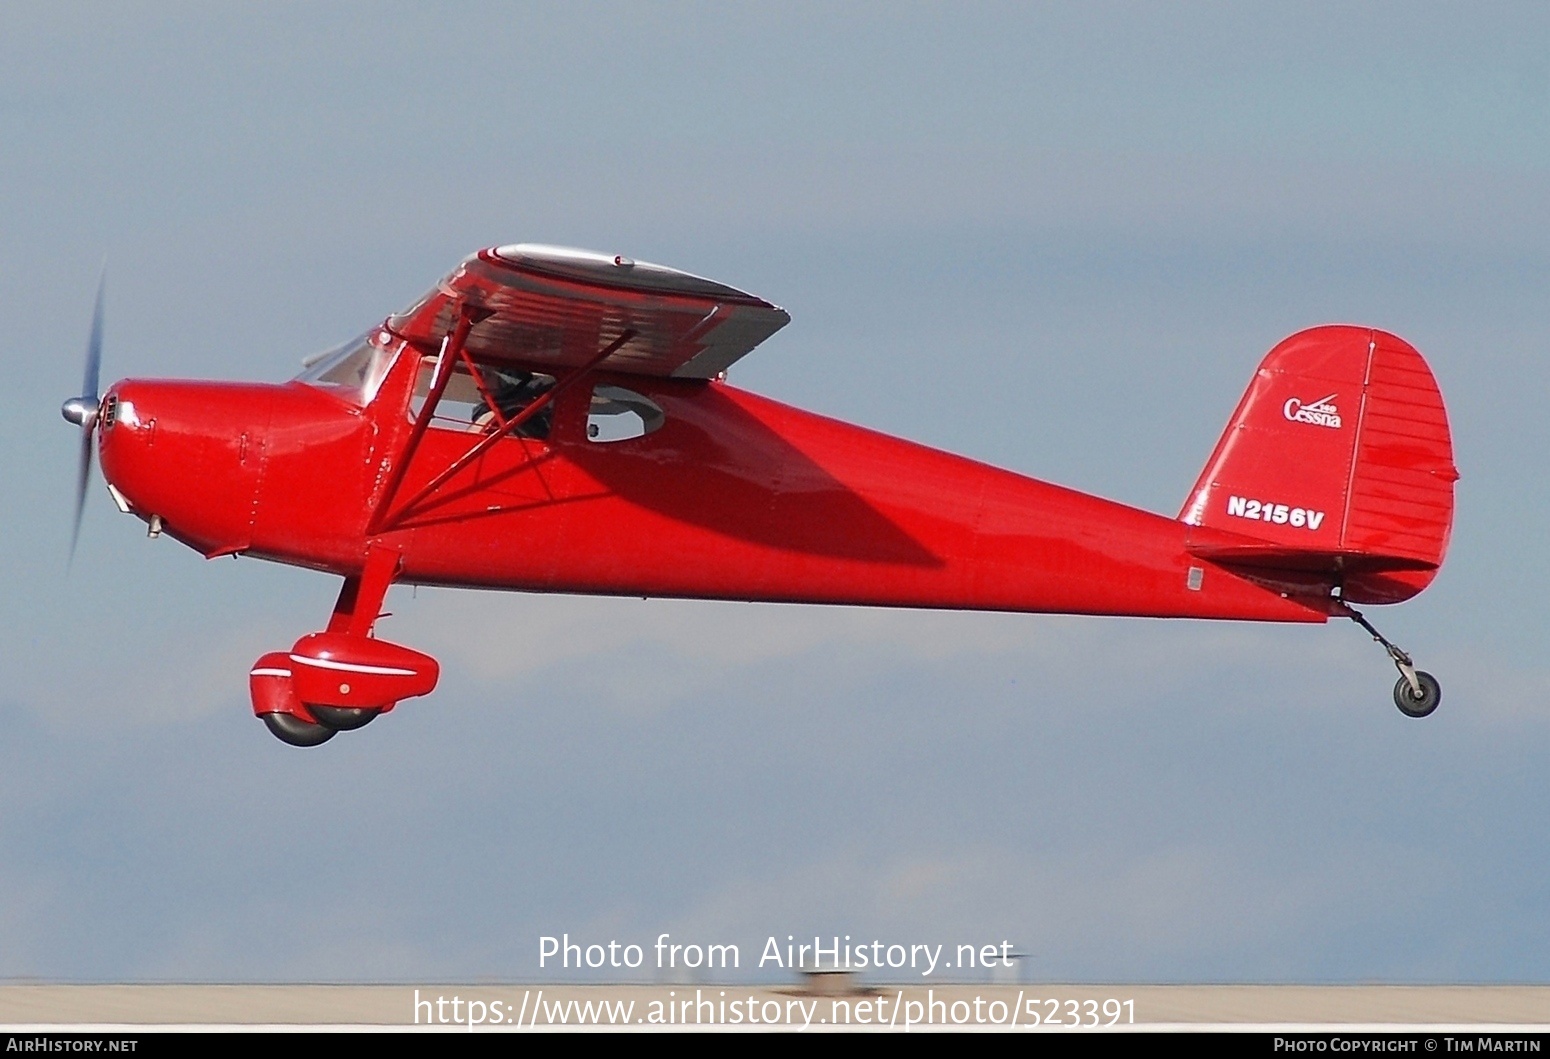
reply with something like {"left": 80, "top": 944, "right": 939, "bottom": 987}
{"left": 385, "top": 244, "right": 790, "bottom": 379}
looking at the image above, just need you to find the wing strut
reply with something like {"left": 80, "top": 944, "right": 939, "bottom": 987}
{"left": 366, "top": 305, "right": 487, "bottom": 535}
{"left": 457, "top": 342, "right": 513, "bottom": 433}
{"left": 368, "top": 326, "right": 636, "bottom": 534}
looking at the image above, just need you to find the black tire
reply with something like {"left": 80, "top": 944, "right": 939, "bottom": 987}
{"left": 261, "top": 711, "right": 337, "bottom": 747}
{"left": 307, "top": 704, "right": 381, "bottom": 731}
{"left": 1393, "top": 671, "right": 1441, "bottom": 718}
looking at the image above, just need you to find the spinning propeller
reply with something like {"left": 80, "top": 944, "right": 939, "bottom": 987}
{"left": 61, "top": 269, "right": 105, "bottom": 563}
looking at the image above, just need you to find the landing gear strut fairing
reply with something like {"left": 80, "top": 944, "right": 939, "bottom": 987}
{"left": 62, "top": 245, "right": 1457, "bottom": 746}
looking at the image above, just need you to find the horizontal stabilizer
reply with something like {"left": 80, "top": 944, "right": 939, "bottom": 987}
{"left": 1187, "top": 539, "right": 1438, "bottom": 574}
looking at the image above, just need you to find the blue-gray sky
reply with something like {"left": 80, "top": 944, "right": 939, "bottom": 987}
{"left": 3, "top": 2, "right": 1549, "bottom": 983}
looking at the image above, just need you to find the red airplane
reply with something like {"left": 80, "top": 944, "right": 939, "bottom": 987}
{"left": 62, "top": 245, "right": 1458, "bottom": 746}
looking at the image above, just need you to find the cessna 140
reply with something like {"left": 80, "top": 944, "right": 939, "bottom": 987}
{"left": 62, "top": 244, "right": 1457, "bottom": 746}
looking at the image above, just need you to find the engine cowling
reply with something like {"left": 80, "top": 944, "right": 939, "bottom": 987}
{"left": 288, "top": 632, "right": 440, "bottom": 709}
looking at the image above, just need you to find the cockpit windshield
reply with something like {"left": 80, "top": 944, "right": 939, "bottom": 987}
{"left": 294, "top": 330, "right": 397, "bottom": 406}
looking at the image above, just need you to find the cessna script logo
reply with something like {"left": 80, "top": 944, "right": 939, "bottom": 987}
{"left": 1283, "top": 393, "right": 1342, "bottom": 428}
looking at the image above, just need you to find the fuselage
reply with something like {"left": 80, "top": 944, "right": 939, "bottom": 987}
{"left": 96, "top": 340, "right": 1328, "bottom": 625}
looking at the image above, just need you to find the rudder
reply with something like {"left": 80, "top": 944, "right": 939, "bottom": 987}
{"left": 1180, "top": 325, "right": 1458, "bottom": 604}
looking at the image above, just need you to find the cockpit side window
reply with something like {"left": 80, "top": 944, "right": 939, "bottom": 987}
{"left": 409, "top": 358, "right": 557, "bottom": 440}
{"left": 295, "top": 331, "right": 397, "bottom": 407}
{"left": 587, "top": 385, "right": 665, "bottom": 443}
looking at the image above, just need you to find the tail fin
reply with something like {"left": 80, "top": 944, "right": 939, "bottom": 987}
{"left": 1180, "top": 325, "right": 1458, "bottom": 604}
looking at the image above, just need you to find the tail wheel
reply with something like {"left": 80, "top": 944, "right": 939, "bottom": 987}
{"left": 307, "top": 705, "right": 382, "bottom": 731}
{"left": 1393, "top": 671, "right": 1441, "bottom": 718}
{"left": 261, "top": 711, "right": 336, "bottom": 747}
{"left": 1343, "top": 607, "right": 1441, "bottom": 720}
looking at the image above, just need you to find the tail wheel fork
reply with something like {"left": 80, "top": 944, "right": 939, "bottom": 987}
{"left": 1338, "top": 604, "right": 1441, "bottom": 718}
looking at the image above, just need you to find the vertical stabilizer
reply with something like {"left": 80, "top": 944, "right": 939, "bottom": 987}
{"left": 1180, "top": 326, "right": 1457, "bottom": 604}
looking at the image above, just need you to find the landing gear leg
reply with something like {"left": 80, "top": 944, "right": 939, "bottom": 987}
{"left": 1339, "top": 604, "right": 1441, "bottom": 718}
{"left": 327, "top": 543, "right": 402, "bottom": 638}
{"left": 250, "top": 545, "right": 405, "bottom": 746}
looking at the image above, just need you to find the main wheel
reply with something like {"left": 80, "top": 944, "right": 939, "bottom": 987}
{"left": 261, "top": 711, "right": 336, "bottom": 746}
{"left": 307, "top": 705, "right": 381, "bottom": 731}
{"left": 1393, "top": 671, "right": 1441, "bottom": 718}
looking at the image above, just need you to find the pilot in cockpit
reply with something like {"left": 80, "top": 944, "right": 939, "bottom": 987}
{"left": 472, "top": 369, "right": 555, "bottom": 439}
